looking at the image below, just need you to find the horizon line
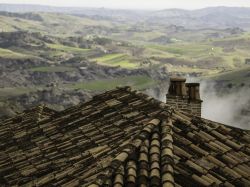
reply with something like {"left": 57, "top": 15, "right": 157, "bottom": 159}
{"left": 1, "top": 3, "right": 250, "bottom": 11}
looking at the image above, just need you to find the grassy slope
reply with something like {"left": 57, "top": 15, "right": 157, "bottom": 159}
{"left": 0, "top": 15, "right": 46, "bottom": 32}
{"left": 47, "top": 44, "right": 90, "bottom": 53}
{"left": 0, "top": 87, "right": 38, "bottom": 99}
{"left": 0, "top": 48, "right": 29, "bottom": 58}
{"left": 205, "top": 67, "right": 250, "bottom": 84}
{"left": 92, "top": 53, "right": 139, "bottom": 68}
{"left": 143, "top": 37, "right": 250, "bottom": 71}
{"left": 146, "top": 43, "right": 222, "bottom": 60}
{"left": 67, "top": 75, "right": 156, "bottom": 91}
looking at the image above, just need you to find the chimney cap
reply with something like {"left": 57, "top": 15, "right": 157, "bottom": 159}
{"left": 170, "top": 77, "right": 186, "bottom": 82}
{"left": 186, "top": 83, "right": 200, "bottom": 86}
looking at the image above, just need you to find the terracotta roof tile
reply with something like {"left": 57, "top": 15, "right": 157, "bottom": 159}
{"left": 0, "top": 87, "right": 249, "bottom": 186}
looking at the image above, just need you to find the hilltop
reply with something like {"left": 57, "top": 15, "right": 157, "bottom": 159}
{"left": 2, "top": 5, "right": 250, "bottom": 29}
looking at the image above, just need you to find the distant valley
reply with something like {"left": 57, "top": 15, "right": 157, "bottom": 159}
{"left": 0, "top": 4, "right": 249, "bottom": 127}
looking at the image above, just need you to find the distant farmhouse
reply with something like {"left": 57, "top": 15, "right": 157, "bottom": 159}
{"left": 0, "top": 78, "right": 250, "bottom": 186}
{"left": 245, "top": 58, "right": 250, "bottom": 65}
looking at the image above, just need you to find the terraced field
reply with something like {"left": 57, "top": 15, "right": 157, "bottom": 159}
{"left": 92, "top": 53, "right": 139, "bottom": 68}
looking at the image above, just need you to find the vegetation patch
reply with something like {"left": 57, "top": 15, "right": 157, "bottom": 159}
{"left": 67, "top": 75, "right": 156, "bottom": 91}
{"left": 146, "top": 44, "right": 213, "bottom": 56}
{"left": 0, "top": 48, "right": 28, "bottom": 58}
{"left": 0, "top": 87, "right": 36, "bottom": 98}
{"left": 29, "top": 66, "right": 76, "bottom": 72}
{"left": 92, "top": 53, "right": 139, "bottom": 68}
{"left": 206, "top": 67, "right": 250, "bottom": 84}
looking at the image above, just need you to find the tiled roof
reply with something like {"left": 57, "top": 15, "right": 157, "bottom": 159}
{"left": 0, "top": 87, "right": 249, "bottom": 187}
{"left": 1, "top": 104, "right": 56, "bottom": 123}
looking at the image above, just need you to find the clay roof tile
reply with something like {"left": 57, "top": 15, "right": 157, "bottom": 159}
{"left": 0, "top": 87, "right": 249, "bottom": 187}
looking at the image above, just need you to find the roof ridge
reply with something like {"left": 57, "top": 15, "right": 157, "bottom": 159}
{"left": 116, "top": 86, "right": 175, "bottom": 112}
{"left": 88, "top": 118, "right": 161, "bottom": 186}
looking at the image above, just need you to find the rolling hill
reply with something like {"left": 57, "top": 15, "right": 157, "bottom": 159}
{"left": 0, "top": 5, "right": 250, "bottom": 119}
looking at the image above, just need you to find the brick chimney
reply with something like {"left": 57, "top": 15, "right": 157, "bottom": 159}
{"left": 166, "top": 77, "right": 203, "bottom": 116}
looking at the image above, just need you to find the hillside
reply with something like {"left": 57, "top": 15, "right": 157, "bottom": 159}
{"left": 206, "top": 67, "right": 250, "bottom": 84}
{"left": 0, "top": 11, "right": 249, "bottom": 71}
{"left": 0, "top": 6, "right": 250, "bottom": 120}
{"left": 0, "top": 30, "right": 168, "bottom": 117}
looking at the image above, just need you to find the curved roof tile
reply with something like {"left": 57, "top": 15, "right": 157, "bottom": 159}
{"left": 0, "top": 87, "right": 249, "bottom": 187}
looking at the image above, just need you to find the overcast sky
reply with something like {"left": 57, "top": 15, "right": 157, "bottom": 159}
{"left": 0, "top": 0, "right": 250, "bottom": 10}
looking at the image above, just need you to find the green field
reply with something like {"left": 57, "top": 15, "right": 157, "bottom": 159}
{"left": 29, "top": 66, "right": 76, "bottom": 72}
{"left": 67, "top": 75, "right": 156, "bottom": 91}
{"left": 92, "top": 53, "right": 139, "bottom": 68}
{"left": 0, "top": 48, "right": 28, "bottom": 58}
{"left": 144, "top": 39, "right": 250, "bottom": 71}
{"left": 0, "top": 87, "right": 37, "bottom": 99}
{"left": 146, "top": 43, "right": 222, "bottom": 58}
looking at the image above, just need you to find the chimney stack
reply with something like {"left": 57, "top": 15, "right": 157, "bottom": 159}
{"left": 168, "top": 77, "right": 187, "bottom": 96}
{"left": 186, "top": 83, "right": 201, "bottom": 100}
{"left": 166, "top": 77, "right": 202, "bottom": 116}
